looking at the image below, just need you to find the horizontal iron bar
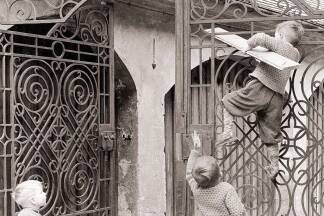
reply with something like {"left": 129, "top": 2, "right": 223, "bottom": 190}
{"left": 190, "top": 15, "right": 324, "bottom": 24}
{"left": 0, "top": 53, "right": 110, "bottom": 67}
{"left": 2, "top": 18, "right": 73, "bottom": 25}
{"left": 12, "top": 43, "right": 100, "bottom": 57}
{"left": 190, "top": 123, "right": 214, "bottom": 126}
{"left": 300, "top": 41, "right": 324, "bottom": 44}
{"left": 115, "top": 0, "right": 175, "bottom": 16}
{"left": 199, "top": 27, "right": 324, "bottom": 34}
{"left": 0, "top": 154, "right": 13, "bottom": 157}
{"left": 190, "top": 44, "right": 228, "bottom": 49}
{"left": 0, "top": 189, "right": 13, "bottom": 193}
{"left": 1, "top": 29, "right": 111, "bottom": 48}
{"left": 99, "top": 177, "right": 112, "bottom": 181}
{"left": 190, "top": 84, "right": 212, "bottom": 87}
{"left": 60, "top": 207, "right": 112, "bottom": 216}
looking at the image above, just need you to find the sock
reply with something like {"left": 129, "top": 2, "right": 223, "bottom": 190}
{"left": 223, "top": 108, "right": 234, "bottom": 132}
{"left": 216, "top": 109, "right": 237, "bottom": 146}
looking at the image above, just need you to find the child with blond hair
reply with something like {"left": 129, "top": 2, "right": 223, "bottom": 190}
{"left": 217, "top": 21, "right": 304, "bottom": 179}
{"left": 186, "top": 131, "right": 246, "bottom": 216}
{"left": 12, "top": 180, "right": 47, "bottom": 216}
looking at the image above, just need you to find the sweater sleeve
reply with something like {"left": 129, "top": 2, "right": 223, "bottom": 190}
{"left": 247, "top": 33, "right": 278, "bottom": 52}
{"left": 186, "top": 150, "right": 201, "bottom": 191}
{"left": 225, "top": 186, "right": 246, "bottom": 216}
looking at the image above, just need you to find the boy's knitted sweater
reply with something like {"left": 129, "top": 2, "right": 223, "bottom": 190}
{"left": 186, "top": 150, "right": 246, "bottom": 216}
{"left": 247, "top": 33, "right": 300, "bottom": 95}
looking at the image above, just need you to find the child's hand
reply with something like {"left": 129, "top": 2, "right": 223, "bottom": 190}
{"left": 242, "top": 43, "right": 252, "bottom": 53}
{"left": 191, "top": 130, "right": 201, "bottom": 150}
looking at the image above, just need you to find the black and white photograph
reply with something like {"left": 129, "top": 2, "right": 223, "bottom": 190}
{"left": 0, "top": 0, "right": 323, "bottom": 215}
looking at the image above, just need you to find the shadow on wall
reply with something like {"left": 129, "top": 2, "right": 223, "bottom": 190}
{"left": 115, "top": 52, "right": 138, "bottom": 216}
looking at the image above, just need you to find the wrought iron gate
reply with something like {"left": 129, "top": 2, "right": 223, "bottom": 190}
{"left": 175, "top": 0, "right": 324, "bottom": 215}
{"left": 0, "top": 5, "right": 116, "bottom": 216}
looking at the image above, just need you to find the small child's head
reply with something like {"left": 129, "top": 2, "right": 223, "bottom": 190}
{"left": 192, "top": 155, "right": 221, "bottom": 188}
{"left": 275, "top": 21, "right": 304, "bottom": 46}
{"left": 12, "top": 180, "right": 46, "bottom": 210}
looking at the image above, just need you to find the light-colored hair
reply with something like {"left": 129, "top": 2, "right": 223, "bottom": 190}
{"left": 276, "top": 21, "right": 304, "bottom": 46}
{"left": 192, "top": 156, "right": 221, "bottom": 188}
{"left": 12, "top": 180, "right": 43, "bottom": 207}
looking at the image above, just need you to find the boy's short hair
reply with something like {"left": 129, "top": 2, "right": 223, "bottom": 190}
{"left": 12, "top": 180, "right": 43, "bottom": 207}
{"left": 192, "top": 156, "right": 221, "bottom": 188}
{"left": 276, "top": 21, "right": 304, "bottom": 46}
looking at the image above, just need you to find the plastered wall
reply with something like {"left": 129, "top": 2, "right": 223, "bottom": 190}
{"left": 114, "top": 2, "right": 175, "bottom": 216}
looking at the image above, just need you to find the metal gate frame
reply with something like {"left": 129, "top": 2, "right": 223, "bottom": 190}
{"left": 175, "top": 1, "right": 324, "bottom": 215}
{"left": 0, "top": 4, "right": 116, "bottom": 216}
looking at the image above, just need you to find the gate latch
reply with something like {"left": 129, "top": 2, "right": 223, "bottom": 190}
{"left": 100, "top": 131, "right": 115, "bottom": 151}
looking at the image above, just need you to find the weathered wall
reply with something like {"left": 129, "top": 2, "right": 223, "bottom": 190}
{"left": 115, "top": 53, "right": 138, "bottom": 216}
{"left": 114, "top": 2, "right": 175, "bottom": 216}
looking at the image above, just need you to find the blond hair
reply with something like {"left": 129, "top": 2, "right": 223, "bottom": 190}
{"left": 12, "top": 180, "right": 43, "bottom": 207}
{"left": 192, "top": 156, "right": 221, "bottom": 188}
{"left": 276, "top": 21, "right": 304, "bottom": 46}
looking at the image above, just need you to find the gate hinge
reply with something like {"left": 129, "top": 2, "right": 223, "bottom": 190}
{"left": 100, "top": 131, "right": 116, "bottom": 151}
{"left": 175, "top": 112, "right": 187, "bottom": 134}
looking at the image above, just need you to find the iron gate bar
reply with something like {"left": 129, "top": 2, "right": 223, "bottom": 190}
{"left": 190, "top": 15, "right": 324, "bottom": 23}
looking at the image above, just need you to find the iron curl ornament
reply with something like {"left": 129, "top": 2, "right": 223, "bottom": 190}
{"left": 190, "top": 0, "right": 324, "bottom": 21}
{"left": 0, "top": 0, "right": 87, "bottom": 24}
{"left": 48, "top": 5, "right": 111, "bottom": 46}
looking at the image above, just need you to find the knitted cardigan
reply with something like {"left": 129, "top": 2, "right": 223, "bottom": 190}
{"left": 186, "top": 150, "right": 246, "bottom": 216}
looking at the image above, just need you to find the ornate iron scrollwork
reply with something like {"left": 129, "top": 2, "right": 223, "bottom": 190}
{"left": 0, "top": 4, "right": 114, "bottom": 216}
{"left": 187, "top": 15, "right": 324, "bottom": 214}
{"left": 48, "top": 5, "right": 110, "bottom": 45}
{"left": 0, "top": 0, "right": 87, "bottom": 24}
{"left": 190, "top": 0, "right": 324, "bottom": 21}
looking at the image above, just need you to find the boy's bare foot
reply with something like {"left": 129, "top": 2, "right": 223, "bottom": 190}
{"left": 265, "top": 144, "right": 280, "bottom": 180}
{"left": 264, "top": 163, "right": 279, "bottom": 180}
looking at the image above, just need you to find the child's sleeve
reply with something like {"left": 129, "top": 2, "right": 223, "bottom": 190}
{"left": 247, "top": 33, "right": 278, "bottom": 52}
{"left": 225, "top": 186, "right": 246, "bottom": 216}
{"left": 186, "top": 150, "right": 201, "bottom": 191}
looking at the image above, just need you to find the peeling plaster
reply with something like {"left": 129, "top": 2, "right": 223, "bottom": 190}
{"left": 119, "top": 158, "right": 132, "bottom": 179}
{"left": 119, "top": 187, "right": 132, "bottom": 216}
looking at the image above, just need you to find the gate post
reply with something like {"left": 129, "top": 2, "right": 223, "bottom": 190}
{"left": 175, "top": 0, "right": 187, "bottom": 215}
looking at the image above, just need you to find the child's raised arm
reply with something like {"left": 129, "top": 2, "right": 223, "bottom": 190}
{"left": 186, "top": 131, "right": 202, "bottom": 189}
{"left": 247, "top": 33, "right": 278, "bottom": 52}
